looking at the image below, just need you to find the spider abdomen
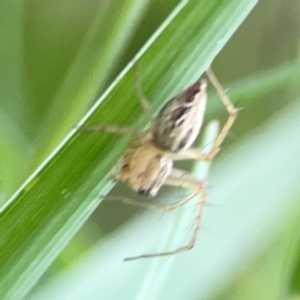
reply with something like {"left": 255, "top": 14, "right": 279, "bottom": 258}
{"left": 153, "top": 80, "right": 207, "bottom": 152}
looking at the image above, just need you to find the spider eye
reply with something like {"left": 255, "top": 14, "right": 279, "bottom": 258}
{"left": 138, "top": 188, "right": 149, "bottom": 196}
{"left": 138, "top": 188, "right": 157, "bottom": 197}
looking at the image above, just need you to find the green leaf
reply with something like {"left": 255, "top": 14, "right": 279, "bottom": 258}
{"left": 0, "top": 0, "right": 257, "bottom": 299}
{"left": 0, "top": 109, "right": 31, "bottom": 201}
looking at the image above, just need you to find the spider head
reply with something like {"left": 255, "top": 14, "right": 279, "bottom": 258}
{"left": 138, "top": 188, "right": 153, "bottom": 197}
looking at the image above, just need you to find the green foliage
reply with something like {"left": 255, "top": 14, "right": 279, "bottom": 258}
{"left": 1, "top": 0, "right": 300, "bottom": 299}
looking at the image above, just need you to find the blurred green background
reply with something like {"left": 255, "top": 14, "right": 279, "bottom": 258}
{"left": 1, "top": 0, "right": 300, "bottom": 299}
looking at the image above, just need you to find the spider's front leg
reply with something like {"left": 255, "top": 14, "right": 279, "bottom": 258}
{"left": 105, "top": 168, "right": 205, "bottom": 212}
{"left": 124, "top": 168, "right": 207, "bottom": 261}
{"left": 74, "top": 67, "right": 155, "bottom": 139}
{"left": 75, "top": 124, "right": 144, "bottom": 138}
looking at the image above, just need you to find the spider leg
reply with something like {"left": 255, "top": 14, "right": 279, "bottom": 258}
{"left": 106, "top": 168, "right": 206, "bottom": 211}
{"left": 134, "top": 65, "right": 155, "bottom": 127}
{"left": 105, "top": 190, "right": 199, "bottom": 212}
{"left": 74, "top": 66, "right": 154, "bottom": 138}
{"left": 74, "top": 124, "right": 144, "bottom": 137}
{"left": 203, "top": 66, "right": 238, "bottom": 159}
{"left": 123, "top": 168, "right": 207, "bottom": 261}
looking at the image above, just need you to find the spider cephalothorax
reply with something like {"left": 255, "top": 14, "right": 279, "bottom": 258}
{"left": 120, "top": 143, "right": 172, "bottom": 197}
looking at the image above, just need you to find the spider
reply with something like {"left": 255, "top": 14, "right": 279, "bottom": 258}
{"left": 81, "top": 66, "right": 238, "bottom": 261}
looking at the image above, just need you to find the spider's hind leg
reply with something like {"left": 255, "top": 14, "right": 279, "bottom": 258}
{"left": 202, "top": 66, "right": 238, "bottom": 160}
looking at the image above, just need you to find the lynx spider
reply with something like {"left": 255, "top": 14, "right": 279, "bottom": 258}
{"left": 82, "top": 66, "right": 238, "bottom": 261}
